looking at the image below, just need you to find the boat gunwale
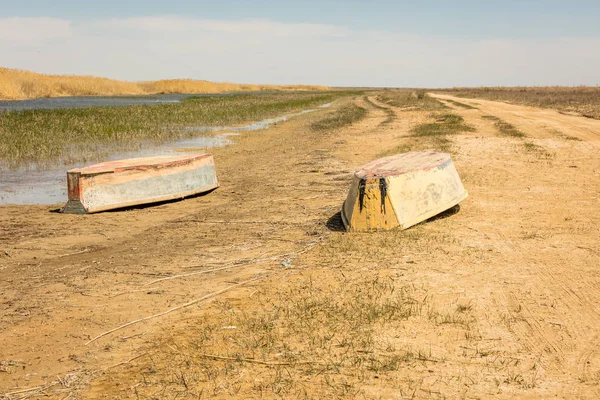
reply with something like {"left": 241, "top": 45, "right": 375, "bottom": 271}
{"left": 354, "top": 151, "right": 451, "bottom": 179}
{"left": 68, "top": 153, "right": 213, "bottom": 176}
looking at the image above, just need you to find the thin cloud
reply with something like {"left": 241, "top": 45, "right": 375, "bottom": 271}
{"left": 0, "top": 17, "right": 72, "bottom": 47}
{"left": 94, "top": 16, "right": 349, "bottom": 37}
{"left": 0, "top": 16, "right": 598, "bottom": 86}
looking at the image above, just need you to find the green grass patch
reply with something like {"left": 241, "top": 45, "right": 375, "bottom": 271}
{"left": 311, "top": 103, "right": 368, "bottom": 131}
{"left": 380, "top": 113, "right": 469, "bottom": 157}
{"left": 411, "top": 113, "right": 475, "bottom": 137}
{"left": 0, "top": 91, "right": 358, "bottom": 168}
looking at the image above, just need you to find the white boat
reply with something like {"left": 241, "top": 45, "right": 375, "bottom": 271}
{"left": 341, "top": 151, "right": 467, "bottom": 232}
{"left": 62, "top": 153, "right": 218, "bottom": 214}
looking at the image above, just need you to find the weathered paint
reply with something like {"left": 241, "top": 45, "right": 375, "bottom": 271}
{"left": 341, "top": 177, "right": 400, "bottom": 232}
{"left": 62, "top": 154, "right": 218, "bottom": 214}
{"left": 342, "top": 151, "right": 467, "bottom": 232}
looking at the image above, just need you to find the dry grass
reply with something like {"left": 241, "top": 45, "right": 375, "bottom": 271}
{"left": 411, "top": 113, "right": 475, "bottom": 137}
{"left": 444, "top": 99, "right": 478, "bottom": 110}
{"left": 480, "top": 115, "right": 553, "bottom": 159}
{"left": 379, "top": 112, "right": 475, "bottom": 157}
{"left": 92, "top": 225, "right": 541, "bottom": 398}
{"left": 481, "top": 115, "right": 526, "bottom": 138}
{"left": 95, "top": 271, "right": 473, "bottom": 399}
{"left": 521, "top": 141, "right": 554, "bottom": 160}
{"left": 376, "top": 89, "right": 448, "bottom": 111}
{"left": 364, "top": 96, "right": 395, "bottom": 125}
{"left": 310, "top": 104, "right": 368, "bottom": 131}
{"left": 437, "top": 86, "right": 600, "bottom": 119}
{"left": 0, "top": 67, "right": 330, "bottom": 100}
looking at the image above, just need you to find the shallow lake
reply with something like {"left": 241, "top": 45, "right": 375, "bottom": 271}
{"left": 0, "top": 92, "right": 284, "bottom": 111}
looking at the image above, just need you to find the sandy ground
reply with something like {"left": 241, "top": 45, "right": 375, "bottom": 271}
{"left": 1, "top": 94, "right": 600, "bottom": 398}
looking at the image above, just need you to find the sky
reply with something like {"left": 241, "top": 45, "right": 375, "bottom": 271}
{"left": 1, "top": 0, "right": 599, "bottom": 87}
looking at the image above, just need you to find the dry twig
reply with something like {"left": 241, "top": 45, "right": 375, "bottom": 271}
{"left": 143, "top": 240, "right": 321, "bottom": 287}
{"left": 86, "top": 277, "right": 263, "bottom": 345}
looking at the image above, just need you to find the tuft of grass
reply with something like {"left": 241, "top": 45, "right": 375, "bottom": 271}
{"left": 311, "top": 103, "right": 368, "bottom": 131}
{"left": 521, "top": 141, "right": 554, "bottom": 159}
{"left": 481, "top": 115, "right": 500, "bottom": 121}
{"left": 482, "top": 115, "right": 527, "bottom": 138}
{"left": 494, "top": 120, "right": 526, "bottom": 138}
{"left": 411, "top": 113, "right": 475, "bottom": 137}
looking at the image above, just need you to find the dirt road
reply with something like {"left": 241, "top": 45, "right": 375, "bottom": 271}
{"left": 431, "top": 93, "right": 600, "bottom": 144}
{"left": 1, "top": 94, "right": 600, "bottom": 398}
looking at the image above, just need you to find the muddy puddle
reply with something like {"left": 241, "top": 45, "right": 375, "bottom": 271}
{"left": 0, "top": 103, "right": 331, "bottom": 205}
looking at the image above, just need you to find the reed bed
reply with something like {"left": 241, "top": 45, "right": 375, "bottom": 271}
{"left": 0, "top": 67, "right": 330, "bottom": 100}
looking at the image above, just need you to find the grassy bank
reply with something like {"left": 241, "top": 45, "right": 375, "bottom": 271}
{"left": 0, "top": 67, "right": 330, "bottom": 100}
{"left": 0, "top": 91, "right": 359, "bottom": 168}
{"left": 437, "top": 86, "right": 600, "bottom": 119}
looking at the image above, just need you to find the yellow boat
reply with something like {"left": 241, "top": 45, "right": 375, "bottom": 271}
{"left": 341, "top": 151, "right": 467, "bottom": 232}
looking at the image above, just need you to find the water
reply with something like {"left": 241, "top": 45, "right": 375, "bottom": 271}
{"left": 0, "top": 92, "right": 291, "bottom": 111}
{"left": 181, "top": 108, "right": 324, "bottom": 133}
{"left": 0, "top": 94, "right": 191, "bottom": 111}
{"left": 0, "top": 103, "right": 332, "bottom": 205}
{"left": 0, "top": 133, "right": 239, "bottom": 205}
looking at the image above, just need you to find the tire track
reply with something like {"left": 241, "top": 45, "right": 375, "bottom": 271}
{"left": 430, "top": 93, "right": 600, "bottom": 146}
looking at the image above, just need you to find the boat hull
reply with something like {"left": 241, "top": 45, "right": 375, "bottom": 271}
{"left": 342, "top": 151, "right": 467, "bottom": 232}
{"left": 62, "top": 154, "right": 218, "bottom": 214}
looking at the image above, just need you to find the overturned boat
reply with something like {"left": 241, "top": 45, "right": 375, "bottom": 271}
{"left": 62, "top": 153, "right": 218, "bottom": 214}
{"left": 341, "top": 151, "right": 467, "bottom": 232}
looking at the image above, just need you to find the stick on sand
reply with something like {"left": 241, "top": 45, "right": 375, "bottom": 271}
{"left": 86, "top": 277, "right": 262, "bottom": 345}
